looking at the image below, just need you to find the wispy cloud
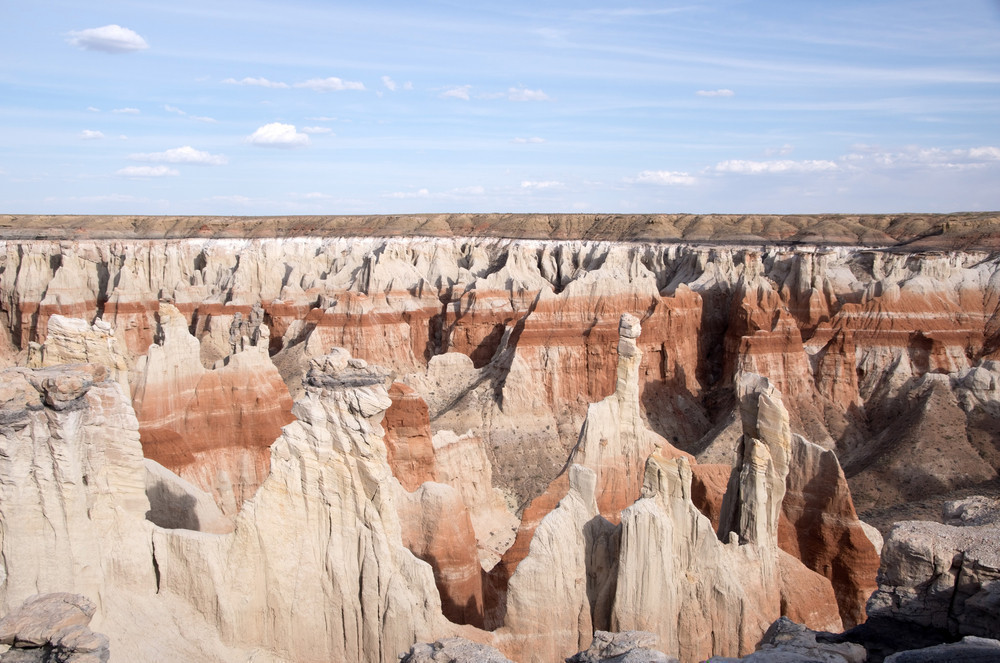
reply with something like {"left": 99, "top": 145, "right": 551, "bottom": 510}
{"left": 512, "top": 137, "right": 546, "bottom": 144}
{"left": 116, "top": 165, "right": 178, "bottom": 178}
{"left": 222, "top": 76, "right": 289, "bottom": 89}
{"left": 291, "top": 192, "right": 334, "bottom": 200}
{"left": 521, "top": 180, "right": 563, "bottom": 189}
{"left": 713, "top": 159, "right": 838, "bottom": 174}
{"left": 301, "top": 126, "right": 333, "bottom": 135}
{"left": 67, "top": 25, "right": 148, "bottom": 53}
{"left": 111, "top": 107, "right": 140, "bottom": 114}
{"left": 381, "top": 76, "right": 397, "bottom": 91}
{"left": 246, "top": 122, "right": 309, "bottom": 148}
{"left": 696, "top": 89, "right": 735, "bottom": 97}
{"left": 305, "top": 116, "right": 338, "bottom": 122}
{"left": 86, "top": 106, "right": 100, "bottom": 112}
{"left": 164, "top": 104, "right": 216, "bottom": 123}
{"left": 80, "top": 130, "right": 105, "bottom": 140}
{"left": 294, "top": 77, "right": 365, "bottom": 92}
{"left": 508, "top": 87, "right": 550, "bottom": 102}
{"left": 841, "top": 145, "right": 1000, "bottom": 171}
{"left": 129, "top": 146, "right": 227, "bottom": 165}
{"left": 632, "top": 170, "right": 697, "bottom": 185}
{"left": 441, "top": 85, "right": 471, "bottom": 101}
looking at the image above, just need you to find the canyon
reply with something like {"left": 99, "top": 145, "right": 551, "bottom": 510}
{"left": 0, "top": 213, "right": 998, "bottom": 662}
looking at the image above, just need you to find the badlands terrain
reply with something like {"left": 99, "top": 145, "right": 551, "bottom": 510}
{"left": 0, "top": 212, "right": 998, "bottom": 662}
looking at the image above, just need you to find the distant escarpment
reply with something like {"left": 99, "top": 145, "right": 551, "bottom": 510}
{"left": 0, "top": 216, "right": 997, "bottom": 661}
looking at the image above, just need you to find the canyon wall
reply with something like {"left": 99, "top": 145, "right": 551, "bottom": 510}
{"left": 0, "top": 216, "right": 997, "bottom": 661}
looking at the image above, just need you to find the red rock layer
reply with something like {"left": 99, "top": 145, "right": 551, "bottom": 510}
{"left": 383, "top": 382, "right": 437, "bottom": 492}
{"left": 396, "top": 483, "right": 486, "bottom": 628}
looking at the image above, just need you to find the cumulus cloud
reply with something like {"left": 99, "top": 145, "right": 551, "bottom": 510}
{"left": 508, "top": 87, "right": 550, "bottom": 101}
{"left": 246, "top": 123, "right": 310, "bottom": 148}
{"left": 633, "top": 170, "right": 697, "bottom": 185}
{"left": 222, "top": 77, "right": 289, "bottom": 88}
{"left": 68, "top": 25, "right": 148, "bottom": 53}
{"left": 512, "top": 137, "right": 546, "bottom": 144}
{"left": 129, "top": 146, "right": 228, "bottom": 165}
{"left": 713, "top": 159, "right": 838, "bottom": 174}
{"left": 112, "top": 107, "right": 140, "bottom": 114}
{"left": 696, "top": 89, "right": 735, "bottom": 97}
{"left": 80, "top": 130, "right": 105, "bottom": 140}
{"left": 301, "top": 126, "right": 333, "bottom": 135}
{"left": 441, "top": 85, "right": 471, "bottom": 101}
{"left": 116, "top": 165, "right": 178, "bottom": 178}
{"left": 294, "top": 77, "right": 365, "bottom": 92}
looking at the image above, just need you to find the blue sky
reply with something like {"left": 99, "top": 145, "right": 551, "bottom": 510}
{"left": 2, "top": 0, "right": 999, "bottom": 215}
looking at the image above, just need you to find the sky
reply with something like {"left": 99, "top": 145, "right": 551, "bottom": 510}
{"left": 1, "top": 0, "right": 999, "bottom": 215}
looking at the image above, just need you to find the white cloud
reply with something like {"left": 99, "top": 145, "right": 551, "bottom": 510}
{"left": 116, "top": 165, "right": 178, "bottom": 178}
{"left": 67, "top": 25, "right": 148, "bottom": 53}
{"left": 112, "top": 107, "right": 140, "bottom": 114}
{"left": 223, "top": 77, "right": 288, "bottom": 89}
{"left": 508, "top": 87, "right": 550, "bottom": 102}
{"left": 634, "top": 170, "right": 697, "bottom": 185}
{"left": 441, "top": 85, "right": 471, "bottom": 101}
{"left": 452, "top": 185, "right": 485, "bottom": 195}
{"left": 301, "top": 126, "right": 333, "bottom": 135}
{"left": 696, "top": 89, "right": 735, "bottom": 97}
{"left": 305, "top": 116, "right": 338, "bottom": 122}
{"left": 841, "top": 145, "right": 1000, "bottom": 171}
{"left": 164, "top": 105, "right": 217, "bottom": 123}
{"left": 294, "top": 77, "right": 365, "bottom": 92}
{"left": 521, "top": 180, "right": 563, "bottom": 189}
{"left": 713, "top": 159, "right": 838, "bottom": 174}
{"left": 86, "top": 106, "right": 100, "bottom": 112}
{"left": 80, "top": 130, "right": 105, "bottom": 140}
{"left": 129, "top": 146, "right": 228, "bottom": 165}
{"left": 386, "top": 188, "right": 431, "bottom": 199}
{"left": 403, "top": 82, "right": 414, "bottom": 90}
{"left": 512, "top": 137, "right": 546, "bottom": 144}
{"left": 968, "top": 146, "right": 1000, "bottom": 160}
{"left": 246, "top": 122, "right": 309, "bottom": 148}
{"left": 381, "top": 76, "right": 397, "bottom": 91}
{"left": 764, "top": 144, "right": 794, "bottom": 157}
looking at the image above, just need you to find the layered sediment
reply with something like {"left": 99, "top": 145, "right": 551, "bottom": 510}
{"left": 0, "top": 213, "right": 997, "bottom": 662}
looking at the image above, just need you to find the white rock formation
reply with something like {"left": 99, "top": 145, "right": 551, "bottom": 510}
{"left": 149, "top": 351, "right": 449, "bottom": 663}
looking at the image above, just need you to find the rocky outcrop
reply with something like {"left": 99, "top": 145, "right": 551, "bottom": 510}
{"left": 883, "top": 636, "right": 1000, "bottom": 662}
{"left": 706, "top": 617, "right": 865, "bottom": 663}
{"left": 567, "top": 630, "right": 677, "bottom": 663}
{"left": 0, "top": 593, "right": 109, "bottom": 663}
{"left": 397, "top": 637, "right": 513, "bottom": 663}
{"left": 25, "top": 315, "right": 130, "bottom": 395}
{"left": 493, "top": 465, "right": 607, "bottom": 663}
{"left": 867, "top": 496, "right": 1000, "bottom": 639}
{"left": 149, "top": 351, "right": 448, "bottom": 663}
{"left": 0, "top": 364, "right": 154, "bottom": 613}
